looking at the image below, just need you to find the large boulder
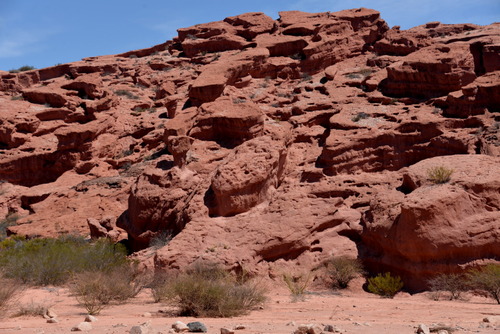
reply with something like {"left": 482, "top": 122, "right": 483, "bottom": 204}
{"left": 361, "top": 154, "right": 500, "bottom": 290}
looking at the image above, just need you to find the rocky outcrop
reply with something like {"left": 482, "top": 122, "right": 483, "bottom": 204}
{"left": 0, "top": 9, "right": 499, "bottom": 291}
{"left": 188, "top": 98, "right": 265, "bottom": 147}
{"left": 361, "top": 155, "right": 500, "bottom": 290}
{"left": 206, "top": 136, "right": 287, "bottom": 217}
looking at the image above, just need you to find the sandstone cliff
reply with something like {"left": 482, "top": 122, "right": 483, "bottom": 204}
{"left": 1, "top": 8, "right": 498, "bottom": 290}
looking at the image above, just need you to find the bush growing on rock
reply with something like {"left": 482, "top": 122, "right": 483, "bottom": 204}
{"left": 9, "top": 65, "right": 36, "bottom": 73}
{"left": 0, "top": 236, "right": 128, "bottom": 285}
{"left": 324, "top": 256, "right": 364, "bottom": 289}
{"left": 466, "top": 264, "right": 500, "bottom": 304}
{"left": 367, "top": 272, "right": 404, "bottom": 298}
{"left": 158, "top": 262, "right": 266, "bottom": 317}
{"left": 428, "top": 273, "right": 467, "bottom": 300}
{"left": 427, "top": 166, "right": 453, "bottom": 184}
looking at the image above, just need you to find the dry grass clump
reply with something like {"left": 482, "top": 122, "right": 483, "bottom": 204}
{"left": 152, "top": 262, "right": 266, "bottom": 317}
{"left": 14, "top": 301, "right": 51, "bottom": 317}
{"left": 0, "top": 278, "right": 21, "bottom": 317}
{"left": 324, "top": 256, "right": 364, "bottom": 289}
{"left": 71, "top": 265, "right": 145, "bottom": 315}
{"left": 427, "top": 166, "right": 453, "bottom": 184}
{"left": 282, "top": 272, "right": 312, "bottom": 301}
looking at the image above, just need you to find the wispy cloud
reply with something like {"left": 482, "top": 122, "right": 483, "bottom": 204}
{"left": 0, "top": 13, "right": 58, "bottom": 60}
{"left": 149, "top": 19, "right": 188, "bottom": 39}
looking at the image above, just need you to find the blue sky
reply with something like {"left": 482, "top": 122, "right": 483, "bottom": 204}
{"left": 1, "top": 0, "right": 498, "bottom": 71}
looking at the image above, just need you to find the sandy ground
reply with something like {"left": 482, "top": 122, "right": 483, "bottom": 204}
{"left": 0, "top": 281, "right": 498, "bottom": 334}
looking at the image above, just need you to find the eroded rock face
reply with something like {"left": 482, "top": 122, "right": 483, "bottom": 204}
{"left": 361, "top": 155, "right": 500, "bottom": 290}
{"left": 206, "top": 136, "right": 287, "bottom": 217}
{"left": 0, "top": 9, "right": 499, "bottom": 290}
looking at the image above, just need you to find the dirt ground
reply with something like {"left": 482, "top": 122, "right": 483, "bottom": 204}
{"left": 1, "top": 280, "right": 498, "bottom": 334}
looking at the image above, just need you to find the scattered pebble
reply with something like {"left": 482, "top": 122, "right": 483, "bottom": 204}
{"left": 187, "top": 321, "right": 208, "bottom": 333}
{"left": 172, "top": 321, "right": 189, "bottom": 333}
{"left": 71, "top": 322, "right": 93, "bottom": 332}
{"left": 130, "top": 321, "right": 153, "bottom": 334}
{"left": 417, "top": 323, "right": 430, "bottom": 334}
{"left": 84, "top": 315, "right": 98, "bottom": 322}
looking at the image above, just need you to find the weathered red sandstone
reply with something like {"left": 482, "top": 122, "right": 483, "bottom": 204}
{"left": 0, "top": 8, "right": 498, "bottom": 292}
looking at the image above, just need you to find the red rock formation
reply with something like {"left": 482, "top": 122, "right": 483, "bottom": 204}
{"left": 361, "top": 155, "right": 500, "bottom": 290}
{"left": 0, "top": 9, "right": 498, "bottom": 291}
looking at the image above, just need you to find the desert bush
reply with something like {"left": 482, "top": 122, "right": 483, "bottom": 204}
{"left": 9, "top": 65, "right": 36, "bottom": 73}
{"left": 466, "top": 264, "right": 500, "bottom": 304}
{"left": 351, "top": 112, "right": 369, "bottom": 122}
{"left": 71, "top": 265, "right": 144, "bottom": 315}
{"left": 149, "top": 272, "right": 173, "bottom": 303}
{"left": 324, "top": 256, "right": 364, "bottom": 289}
{"left": 160, "top": 262, "right": 266, "bottom": 317}
{"left": 0, "top": 278, "right": 21, "bottom": 317}
{"left": 149, "top": 231, "right": 172, "bottom": 249}
{"left": 0, "top": 236, "right": 128, "bottom": 285}
{"left": 428, "top": 273, "right": 467, "bottom": 300}
{"left": 282, "top": 272, "right": 312, "bottom": 300}
{"left": 114, "top": 89, "right": 139, "bottom": 100}
{"left": 427, "top": 166, "right": 453, "bottom": 184}
{"left": 0, "top": 213, "right": 19, "bottom": 240}
{"left": 367, "top": 272, "right": 404, "bottom": 298}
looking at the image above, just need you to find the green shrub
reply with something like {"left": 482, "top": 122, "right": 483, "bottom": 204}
{"left": 282, "top": 272, "right": 312, "bottom": 301}
{"left": 367, "top": 272, "right": 404, "bottom": 298}
{"left": 0, "top": 213, "right": 19, "bottom": 240}
{"left": 428, "top": 273, "right": 467, "bottom": 300}
{"left": 160, "top": 262, "right": 266, "bottom": 317}
{"left": 427, "top": 166, "right": 453, "bottom": 184}
{"left": 114, "top": 89, "right": 139, "bottom": 100}
{"left": 324, "top": 256, "right": 364, "bottom": 289}
{"left": 71, "top": 265, "right": 145, "bottom": 315}
{"left": 9, "top": 65, "right": 36, "bottom": 73}
{"left": 351, "top": 112, "right": 369, "bottom": 122}
{"left": 466, "top": 264, "right": 500, "bottom": 304}
{"left": 0, "top": 236, "right": 128, "bottom": 285}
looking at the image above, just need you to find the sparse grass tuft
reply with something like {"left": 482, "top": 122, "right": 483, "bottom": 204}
{"left": 115, "top": 89, "right": 139, "bottom": 100}
{"left": 149, "top": 231, "right": 172, "bottom": 249}
{"left": 367, "top": 272, "right": 404, "bottom": 298}
{"left": 427, "top": 166, "right": 453, "bottom": 184}
{"left": 283, "top": 272, "right": 312, "bottom": 301}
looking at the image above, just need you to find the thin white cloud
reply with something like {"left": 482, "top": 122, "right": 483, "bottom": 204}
{"left": 0, "top": 28, "right": 57, "bottom": 59}
{"left": 150, "top": 22, "right": 183, "bottom": 38}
